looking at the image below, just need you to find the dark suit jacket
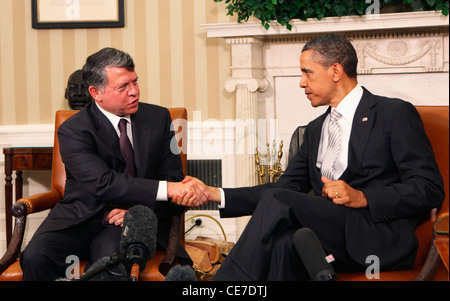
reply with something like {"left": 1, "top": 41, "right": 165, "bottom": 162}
{"left": 222, "top": 88, "right": 444, "bottom": 269}
{"left": 34, "top": 102, "right": 187, "bottom": 257}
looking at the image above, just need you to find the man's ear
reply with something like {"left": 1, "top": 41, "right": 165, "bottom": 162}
{"left": 331, "top": 63, "right": 344, "bottom": 83}
{"left": 88, "top": 86, "right": 102, "bottom": 102}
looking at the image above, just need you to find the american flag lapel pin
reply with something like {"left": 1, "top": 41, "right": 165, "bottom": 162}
{"left": 325, "top": 254, "right": 335, "bottom": 263}
{"left": 362, "top": 117, "right": 368, "bottom": 122}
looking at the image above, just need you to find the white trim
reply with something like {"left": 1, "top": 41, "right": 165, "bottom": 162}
{"left": 0, "top": 124, "right": 54, "bottom": 164}
{"left": 201, "top": 11, "right": 449, "bottom": 38}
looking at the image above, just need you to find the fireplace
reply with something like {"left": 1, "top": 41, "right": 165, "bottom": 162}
{"left": 202, "top": 11, "right": 449, "bottom": 185}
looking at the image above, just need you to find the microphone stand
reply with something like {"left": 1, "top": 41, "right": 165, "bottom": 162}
{"left": 76, "top": 252, "right": 125, "bottom": 281}
{"left": 75, "top": 245, "right": 149, "bottom": 281}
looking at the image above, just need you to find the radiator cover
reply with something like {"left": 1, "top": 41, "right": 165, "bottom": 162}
{"left": 186, "top": 159, "right": 222, "bottom": 210}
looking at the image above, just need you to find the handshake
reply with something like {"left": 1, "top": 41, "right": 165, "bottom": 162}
{"left": 167, "top": 176, "right": 221, "bottom": 208}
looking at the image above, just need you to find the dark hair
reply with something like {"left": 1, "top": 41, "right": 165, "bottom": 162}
{"left": 302, "top": 34, "right": 358, "bottom": 78}
{"left": 82, "top": 47, "right": 135, "bottom": 91}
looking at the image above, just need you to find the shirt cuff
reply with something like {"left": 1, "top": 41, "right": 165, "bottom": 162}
{"left": 218, "top": 188, "right": 225, "bottom": 208}
{"left": 156, "top": 181, "right": 168, "bottom": 201}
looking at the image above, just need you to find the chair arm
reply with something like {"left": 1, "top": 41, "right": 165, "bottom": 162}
{"left": 16, "top": 189, "right": 62, "bottom": 215}
{"left": 0, "top": 206, "right": 27, "bottom": 275}
{"left": 414, "top": 212, "right": 449, "bottom": 281}
{"left": 0, "top": 190, "right": 62, "bottom": 275}
{"left": 159, "top": 205, "right": 185, "bottom": 276}
{"left": 413, "top": 242, "right": 441, "bottom": 281}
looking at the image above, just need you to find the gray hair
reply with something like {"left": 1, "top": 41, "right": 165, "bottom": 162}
{"left": 82, "top": 47, "right": 135, "bottom": 91}
{"left": 302, "top": 34, "right": 358, "bottom": 79}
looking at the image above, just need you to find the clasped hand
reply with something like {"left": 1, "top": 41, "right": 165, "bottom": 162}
{"left": 168, "top": 176, "right": 210, "bottom": 208}
{"left": 170, "top": 176, "right": 368, "bottom": 209}
{"left": 321, "top": 176, "right": 367, "bottom": 208}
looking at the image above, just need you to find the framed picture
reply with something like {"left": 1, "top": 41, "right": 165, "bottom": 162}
{"left": 32, "top": 0, "right": 125, "bottom": 29}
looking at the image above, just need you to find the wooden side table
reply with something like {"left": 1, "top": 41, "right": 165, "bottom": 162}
{"left": 3, "top": 147, "right": 53, "bottom": 245}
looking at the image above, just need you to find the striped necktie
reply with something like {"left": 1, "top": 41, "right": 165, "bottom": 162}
{"left": 321, "top": 109, "right": 342, "bottom": 180}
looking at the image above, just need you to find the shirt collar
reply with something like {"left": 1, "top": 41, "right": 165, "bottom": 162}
{"left": 95, "top": 101, "right": 131, "bottom": 129}
{"left": 335, "top": 84, "right": 363, "bottom": 121}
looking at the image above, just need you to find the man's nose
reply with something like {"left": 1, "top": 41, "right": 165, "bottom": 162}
{"left": 299, "top": 76, "right": 306, "bottom": 88}
{"left": 129, "top": 83, "right": 139, "bottom": 96}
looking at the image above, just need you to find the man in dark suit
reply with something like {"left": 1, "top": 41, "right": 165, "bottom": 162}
{"left": 175, "top": 34, "right": 444, "bottom": 280}
{"left": 20, "top": 48, "right": 206, "bottom": 281}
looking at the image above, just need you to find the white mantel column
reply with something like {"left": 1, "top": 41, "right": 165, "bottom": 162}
{"left": 225, "top": 37, "right": 268, "bottom": 187}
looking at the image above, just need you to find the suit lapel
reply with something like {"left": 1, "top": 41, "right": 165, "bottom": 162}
{"left": 90, "top": 103, "right": 156, "bottom": 177}
{"left": 131, "top": 110, "right": 152, "bottom": 177}
{"left": 340, "top": 88, "right": 376, "bottom": 182}
{"left": 90, "top": 103, "right": 124, "bottom": 164}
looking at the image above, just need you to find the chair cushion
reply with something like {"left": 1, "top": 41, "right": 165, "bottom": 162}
{"left": 0, "top": 260, "right": 22, "bottom": 281}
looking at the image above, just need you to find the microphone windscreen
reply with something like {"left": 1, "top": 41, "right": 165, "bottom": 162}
{"left": 83, "top": 256, "right": 128, "bottom": 281}
{"left": 293, "top": 228, "right": 337, "bottom": 281}
{"left": 120, "top": 205, "right": 157, "bottom": 261}
{"left": 164, "top": 265, "right": 197, "bottom": 281}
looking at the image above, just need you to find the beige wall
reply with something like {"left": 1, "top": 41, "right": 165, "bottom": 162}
{"left": 0, "top": 0, "right": 235, "bottom": 125}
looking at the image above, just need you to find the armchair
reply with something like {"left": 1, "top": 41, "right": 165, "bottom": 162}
{"left": 0, "top": 108, "right": 188, "bottom": 281}
{"left": 288, "top": 106, "right": 449, "bottom": 281}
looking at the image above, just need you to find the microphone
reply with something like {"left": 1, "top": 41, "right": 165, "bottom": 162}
{"left": 164, "top": 265, "right": 197, "bottom": 281}
{"left": 81, "top": 254, "right": 128, "bottom": 281}
{"left": 119, "top": 205, "right": 158, "bottom": 281}
{"left": 293, "top": 228, "right": 338, "bottom": 281}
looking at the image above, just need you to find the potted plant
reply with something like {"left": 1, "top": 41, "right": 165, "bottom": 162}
{"left": 213, "top": 0, "right": 449, "bottom": 30}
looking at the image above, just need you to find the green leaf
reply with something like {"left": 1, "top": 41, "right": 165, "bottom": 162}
{"left": 334, "top": 4, "right": 348, "bottom": 16}
{"left": 443, "top": 1, "right": 450, "bottom": 15}
{"left": 213, "top": 0, "right": 449, "bottom": 30}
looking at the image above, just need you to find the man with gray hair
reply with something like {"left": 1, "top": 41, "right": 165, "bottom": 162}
{"left": 20, "top": 47, "right": 206, "bottom": 280}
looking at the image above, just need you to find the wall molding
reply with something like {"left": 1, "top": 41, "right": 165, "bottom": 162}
{"left": 0, "top": 124, "right": 54, "bottom": 164}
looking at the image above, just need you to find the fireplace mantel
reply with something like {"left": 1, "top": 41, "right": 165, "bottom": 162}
{"left": 202, "top": 11, "right": 449, "bottom": 38}
{"left": 202, "top": 11, "right": 449, "bottom": 187}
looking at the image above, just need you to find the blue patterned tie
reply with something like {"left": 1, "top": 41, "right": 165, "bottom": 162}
{"left": 321, "top": 109, "right": 342, "bottom": 180}
{"left": 118, "top": 118, "right": 136, "bottom": 176}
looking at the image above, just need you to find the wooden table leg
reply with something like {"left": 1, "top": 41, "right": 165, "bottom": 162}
{"left": 15, "top": 170, "right": 23, "bottom": 201}
{"left": 4, "top": 153, "right": 13, "bottom": 246}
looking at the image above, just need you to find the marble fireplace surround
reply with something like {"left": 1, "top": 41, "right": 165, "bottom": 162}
{"left": 202, "top": 11, "right": 449, "bottom": 187}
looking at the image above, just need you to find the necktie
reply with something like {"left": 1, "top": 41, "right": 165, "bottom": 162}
{"left": 321, "top": 109, "right": 342, "bottom": 180}
{"left": 118, "top": 118, "right": 136, "bottom": 176}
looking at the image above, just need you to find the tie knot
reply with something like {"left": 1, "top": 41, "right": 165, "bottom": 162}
{"left": 118, "top": 119, "right": 128, "bottom": 133}
{"left": 330, "top": 109, "right": 341, "bottom": 123}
